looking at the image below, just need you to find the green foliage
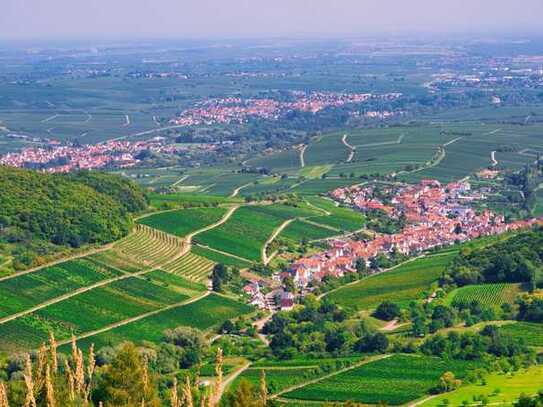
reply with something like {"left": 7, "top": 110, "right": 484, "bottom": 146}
{"left": 138, "top": 207, "right": 227, "bottom": 237}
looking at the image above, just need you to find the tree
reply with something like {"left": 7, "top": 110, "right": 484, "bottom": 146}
{"left": 373, "top": 301, "right": 401, "bottom": 321}
{"left": 95, "top": 342, "right": 160, "bottom": 407}
{"left": 212, "top": 264, "right": 228, "bottom": 292}
{"left": 355, "top": 258, "right": 367, "bottom": 276}
{"left": 436, "top": 372, "right": 461, "bottom": 393}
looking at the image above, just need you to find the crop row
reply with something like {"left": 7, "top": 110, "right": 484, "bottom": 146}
{"left": 162, "top": 253, "right": 215, "bottom": 282}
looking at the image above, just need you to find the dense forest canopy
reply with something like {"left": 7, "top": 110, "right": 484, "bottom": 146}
{"left": 0, "top": 166, "right": 147, "bottom": 268}
{"left": 442, "top": 228, "right": 543, "bottom": 288}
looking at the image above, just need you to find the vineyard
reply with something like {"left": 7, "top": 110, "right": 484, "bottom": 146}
{"left": 105, "top": 224, "right": 184, "bottom": 270}
{"left": 328, "top": 252, "right": 455, "bottom": 311}
{"left": 499, "top": 322, "right": 543, "bottom": 347}
{"left": 282, "top": 354, "right": 481, "bottom": 405}
{"left": 0, "top": 258, "right": 123, "bottom": 319}
{"left": 161, "top": 252, "right": 215, "bottom": 283}
{"left": 0, "top": 268, "right": 207, "bottom": 351}
{"left": 445, "top": 283, "right": 523, "bottom": 310}
{"left": 138, "top": 207, "right": 228, "bottom": 237}
{"left": 195, "top": 204, "right": 319, "bottom": 262}
{"left": 61, "top": 293, "right": 253, "bottom": 352}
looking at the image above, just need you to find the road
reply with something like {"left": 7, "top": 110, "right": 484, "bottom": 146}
{"left": 341, "top": 134, "right": 356, "bottom": 162}
{"left": 299, "top": 144, "right": 307, "bottom": 168}
{"left": 230, "top": 183, "right": 252, "bottom": 198}
{"left": 491, "top": 151, "right": 498, "bottom": 166}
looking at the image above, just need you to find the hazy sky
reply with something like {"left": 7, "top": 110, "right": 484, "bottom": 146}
{"left": 2, "top": 0, "right": 543, "bottom": 40}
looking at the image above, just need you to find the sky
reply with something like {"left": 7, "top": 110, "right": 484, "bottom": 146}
{"left": 1, "top": 0, "right": 543, "bottom": 40}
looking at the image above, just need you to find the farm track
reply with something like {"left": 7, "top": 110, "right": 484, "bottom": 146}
{"left": 491, "top": 150, "right": 498, "bottom": 166}
{"left": 271, "top": 354, "right": 392, "bottom": 400}
{"left": 230, "top": 182, "right": 253, "bottom": 198}
{"left": 299, "top": 144, "right": 307, "bottom": 168}
{"left": 55, "top": 291, "right": 210, "bottom": 347}
{"left": 218, "top": 361, "right": 252, "bottom": 402}
{"left": 172, "top": 174, "right": 189, "bottom": 187}
{"left": 341, "top": 134, "right": 356, "bottom": 163}
{"left": 262, "top": 219, "right": 296, "bottom": 265}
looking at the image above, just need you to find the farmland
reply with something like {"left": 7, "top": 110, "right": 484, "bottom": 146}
{"left": 195, "top": 204, "right": 319, "bottom": 262}
{"left": 282, "top": 354, "right": 481, "bottom": 405}
{"left": 499, "top": 322, "right": 543, "bottom": 347}
{"left": 279, "top": 219, "right": 339, "bottom": 243}
{"left": 191, "top": 245, "right": 254, "bottom": 269}
{"left": 161, "top": 252, "right": 215, "bottom": 282}
{"left": 0, "top": 258, "right": 123, "bottom": 319}
{"left": 303, "top": 196, "right": 366, "bottom": 232}
{"left": 0, "top": 269, "right": 207, "bottom": 351}
{"left": 327, "top": 252, "right": 455, "bottom": 311}
{"left": 445, "top": 283, "right": 523, "bottom": 310}
{"left": 138, "top": 207, "right": 228, "bottom": 237}
{"left": 61, "top": 293, "right": 252, "bottom": 352}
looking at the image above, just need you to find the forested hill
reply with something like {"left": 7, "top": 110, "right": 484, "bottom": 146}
{"left": 0, "top": 166, "right": 147, "bottom": 269}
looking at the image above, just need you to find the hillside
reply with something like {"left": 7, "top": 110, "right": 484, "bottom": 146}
{"left": 0, "top": 166, "right": 147, "bottom": 271}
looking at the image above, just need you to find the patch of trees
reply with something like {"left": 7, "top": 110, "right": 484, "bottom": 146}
{"left": 441, "top": 228, "right": 543, "bottom": 288}
{"left": 516, "top": 294, "right": 543, "bottom": 323}
{"left": 0, "top": 167, "right": 147, "bottom": 269}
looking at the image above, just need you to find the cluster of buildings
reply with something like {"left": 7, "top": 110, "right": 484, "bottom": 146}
{"left": 170, "top": 91, "right": 402, "bottom": 127}
{"left": 0, "top": 137, "right": 182, "bottom": 173}
{"left": 284, "top": 179, "right": 542, "bottom": 290}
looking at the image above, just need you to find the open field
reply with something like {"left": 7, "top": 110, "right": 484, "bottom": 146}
{"left": 0, "top": 258, "right": 123, "bottom": 319}
{"left": 444, "top": 283, "right": 523, "bottom": 310}
{"left": 327, "top": 253, "right": 455, "bottom": 311}
{"left": 138, "top": 207, "right": 228, "bottom": 237}
{"left": 422, "top": 364, "right": 543, "bottom": 407}
{"left": 161, "top": 252, "right": 215, "bottom": 282}
{"left": 282, "top": 354, "right": 481, "bottom": 405}
{"left": 195, "top": 204, "right": 319, "bottom": 262}
{"left": 60, "top": 293, "right": 252, "bottom": 352}
{"left": 499, "top": 322, "right": 543, "bottom": 347}
{"left": 191, "top": 245, "right": 254, "bottom": 269}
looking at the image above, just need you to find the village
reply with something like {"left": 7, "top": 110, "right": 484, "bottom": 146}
{"left": 244, "top": 179, "right": 543, "bottom": 311}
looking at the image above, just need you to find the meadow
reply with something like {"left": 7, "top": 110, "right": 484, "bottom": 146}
{"left": 195, "top": 204, "right": 319, "bottom": 262}
{"left": 327, "top": 253, "right": 455, "bottom": 311}
{"left": 282, "top": 354, "right": 481, "bottom": 405}
{"left": 138, "top": 207, "right": 228, "bottom": 237}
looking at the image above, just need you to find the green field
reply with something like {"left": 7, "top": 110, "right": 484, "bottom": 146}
{"left": 499, "top": 322, "right": 543, "bottom": 347}
{"left": 327, "top": 253, "right": 455, "bottom": 311}
{"left": 0, "top": 271, "right": 206, "bottom": 352}
{"left": 148, "top": 192, "right": 243, "bottom": 209}
{"left": 422, "top": 365, "right": 543, "bottom": 407}
{"left": 282, "top": 354, "right": 480, "bottom": 405}
{"left": 0, "top": 258, "right": 123, "bottom": 318}
{"left": 195, "top": 204, "right": 318, "bottom": 262}
{"left": 191, "top": 245, "right": 254, "bottom": 269}
{"left": 279, "top": 219, "right": 339, "bottom": 243}
{"left": 60, "top": 293, "right": 252, "bottom": 352}
{"left": 138, "top": 207, "right": 228, "bottom": 237}
{"left": 445, "top": 283, "right": 523, "bottom": 310}
{"left": 304, "top": 196, "right": 365, "bottom": 232}
{"left": 161, "top": 252, "right": 215, "bottom": 282}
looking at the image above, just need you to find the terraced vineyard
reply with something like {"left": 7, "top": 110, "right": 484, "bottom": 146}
{"left": 328, "top": 252, "right": 455, "bottom": 311}
{"left": 102, "top": 224, "right": 184, "bottom": 270}
{"left": 161, "top": 252, "right": 215, "bottom": 282}
{"left": 192, "top": 245, "right": 253, "bottom": 269}
{"left": 445, "top": 283, "right": 523, "bottom": 310}
{"left": 499, "top": 322, "right": 543, "bottom": 347}
{"left": 138, "top": 207, "right": 228, "bottom": 237}
{"left": 279, "top": 219, "right": 339, "bottom": 243}
{"left": 282, "top": 354, "right": 481, "bottom": 405}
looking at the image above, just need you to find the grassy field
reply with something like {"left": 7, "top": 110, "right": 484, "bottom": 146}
{"left": 303, "top": 196, "right": 365, "bottom": 232}
{"left": 0, "top": 258, "right": 123, "bottom": 319}
{"left": 138, "top": 207, "right": 228, "bottom": 237}
{"left": 161, "top": 252, "right": 215, "bottom": 282}
{"left": 195, "top": 204, "right": 318, "bottom": 262}
{"left": 422, "top": 364, "right": 543, "bottom": 407}
{"left": 279, "top": 219, "right": 339, "bottom": 243}
{"left": 60, "top": 293, "right": 252, "bottom": 352}
{"left": 282, "top": 354, "right": 481, "bottom": 405}
{"left": 444, "top": 283, "right": 523, "bottom": 310}
{"left": 327, "top": 253, "right": 455, "bottom": 311}
{"left": 499, "top": 322, "right": 543, "bottom": 347}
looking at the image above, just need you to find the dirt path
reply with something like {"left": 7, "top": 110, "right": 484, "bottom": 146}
{"left": 230, "top": 182, "right": 252, "bottom": 198}
{"left": 253, "top": 313, "right": 273, "bottom": 345}
{"left": 262, "top": 219, "right": 295, "bottom": 265}
{"left": 341, "top": 134, "right": 356, "bottom": 162}
{"left": 123, "top": 114, "right": 131, "bottom": 127}
{"left": 491, "top": 150, "right": 498, "bottom": 166}
{"left": 41, "top": 114, "right": 59, "bottom": 123}
{"left": 443, "top": 136, "right": 462, "bottom": 147}
{"left": 299, "top": 144, "right": 307, "bottom": 168}
{"left": 56, "top": 292, "right": 210, "bottom": 347}
{"left": 271, "top": 354, "right": 392, "bottom": 400}
{"left": 409, "top": 394, "right": 438, "bottom": 407}
{"left": 218, "top": 361, "right": 252, "bottom": 401}
{"left": 172, "top": 174, "right": 189, "bottom": 187}
{"left": 380, "top": 319, "right": 408, "bottom": 332}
